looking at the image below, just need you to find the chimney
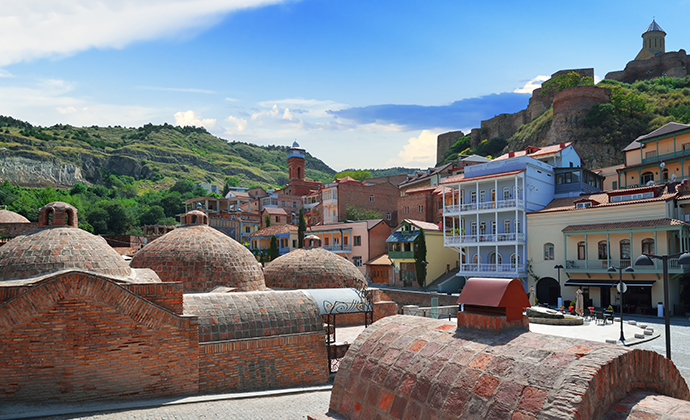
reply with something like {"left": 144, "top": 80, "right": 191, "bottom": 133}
{"left": 560, "top": 142, "right": 565, "bottom": 148}
{"left": 508, "top": 151, "right": 515, "bottom": 158}
{"left": 457, "top": 277, "right": 529, "bottom": 332}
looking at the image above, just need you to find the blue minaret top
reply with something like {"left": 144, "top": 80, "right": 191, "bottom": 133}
{"left": 644, "top": 19, "right": 665, "bottom": 34}
{"left": 287, "top": 141, "right": 305, "bottom": 159}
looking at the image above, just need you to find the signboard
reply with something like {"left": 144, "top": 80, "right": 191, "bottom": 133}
{"left": 616, "top": 282, "right": 628, "bottom": 294}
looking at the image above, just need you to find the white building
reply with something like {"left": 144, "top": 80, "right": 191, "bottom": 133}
{"left": 441, "top": 143, "right": 588, "bottom": 287}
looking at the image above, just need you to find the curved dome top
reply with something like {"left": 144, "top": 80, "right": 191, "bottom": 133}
{"left": 130, "top": 222, "right": 265, "bottom": 293}
{"left": 0, "top": 209, "right": 30, "bottom": 223}
{"left": 0, "top": 226, "right": 133, "bottom": 281}
{"left": 264, "top": 247, "right": 366, "bottom": 289}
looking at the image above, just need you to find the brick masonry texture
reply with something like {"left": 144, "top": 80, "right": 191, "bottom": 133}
{"left": 264, "top": 248, "right": 367, "bottom": 289}
{"left": 324, "top": 315, "right": 689, "bottom": 420}
{"left": 371, "top": 288, "right": 458, "bottom": 307}
{"left": 337, "top": 182, "right": 399, "bottom": 226}
{"left": 130, "top": 224, "right": 265, "bottom": 293}
{"left": 326, "top": 301, "right": 399, "bottom": 327}
{"left": 198, "top": 331, "right": 328, "bottom": 393}
{"left": 0, "top": 209, "right": 30, "bottom": 223}
{"left": 183, "top": 290, "right": 323, "bottom": 341}
{"left": 0, "top": 226, "right": 133, "bottom": 281}
{"left": 0, "top": 271, "right": 199, "bottom": 402}
{"left": 606, "top": 390, "right": 690, "bottom": 419}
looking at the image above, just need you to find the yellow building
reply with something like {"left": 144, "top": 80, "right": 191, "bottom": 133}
{"left": 527, "top": 184, "right": 690, "bottom": 315}
{"left": 620, "top": 122, "right": 690, "bottom": 188}
{"left": 386, "top": 219, "right": 460, "bottom": 289}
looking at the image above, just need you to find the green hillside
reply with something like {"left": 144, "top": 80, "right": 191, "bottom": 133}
{"left": 0, "top": 117, "right": 335, "bottom": 189}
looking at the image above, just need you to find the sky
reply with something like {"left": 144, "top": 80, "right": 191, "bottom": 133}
{"left": 0, "top": 1, "right": 689, "bottom": 171}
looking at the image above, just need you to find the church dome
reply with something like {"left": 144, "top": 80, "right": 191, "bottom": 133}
{"left": 0, "top": 209, "right": 30, "bottom": 223}
{"left": 263, "top": 247, "right": 366, "bottom": 289}
{"left": 130, "top": 211, "right": 265, "bottom": 292}
{"left": 0, "top": 203, "right": 132, "bottom": 281}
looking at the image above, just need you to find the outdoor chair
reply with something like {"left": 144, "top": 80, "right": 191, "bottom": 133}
{"left": 595, "top": 311, "right": 605, "bottom": 325}
{"left": 604, "top": 310, "right": 614, "bottom": 324}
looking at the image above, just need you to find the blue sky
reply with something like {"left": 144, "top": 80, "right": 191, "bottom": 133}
{"left": 0, "top": 1, "right": 689, "bottom": 171}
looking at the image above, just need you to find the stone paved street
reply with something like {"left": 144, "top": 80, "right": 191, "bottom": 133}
{"left": 38, "top": 391, "right": 331, "bottom": 420}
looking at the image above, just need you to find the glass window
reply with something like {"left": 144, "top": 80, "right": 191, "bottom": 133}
{"left": 598, "top": 240, "right": 608, "bottom": 260}
{"left": 641, "top": 172, "right": 654, "bottom": 184}
{"left": 472, "top": 254, "right": 481, "bottom": 263}
{"left": 354, "top": 236, "right": 362, "bottom": 246}
{"left": 471, "top": 222, "right": 477, "bottom": 235}
{"left": 480, "top": 190, "right": 486, "bottom": 203}
{"left": 490, "top": 253, "right": 502, "bottom": 265}
{"left": 479, "top": 221, "right": 486, "bottom": 235}
{"left": 504, "top": 219, "right": 510, "bottom": 233}
{"left": 510, "top": 253, "right": 520, "bottom": 266}
{"left": 418, "top": 205, "right": 424, "bottom": 212}
{"left": 544, "top": 243, "right": 555, "bottom": 260}
{"left": 578, "top": 241, "right": 586, "bottom": 260}
{"left": 620, "top": 239, "right": 630, "bottom": 260}
{"left": 353, "top": 256, "right": 362, "bottom": 267}
{"left": 503, "top": 187, "right": 510, "bottom": 200}
{"left": 471, "top": 191, "right": 477, "bottom": 203}
{"left": 491, "top": 221, "right": 496, "bottom": 234}
{"left": 642, "top": 238, "right": 655, "bottom": 254}
{"left": 369, "top": 195, "right": 374, "bottom": 202}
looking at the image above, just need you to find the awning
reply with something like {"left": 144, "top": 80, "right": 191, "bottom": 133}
{"left": 564, "top": 279, "right": 657, "bottom": 287}
{"left": 302, "top": 288, "right": 373, "bottom": 315}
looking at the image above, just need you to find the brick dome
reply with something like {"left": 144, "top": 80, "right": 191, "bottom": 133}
{"left": 130, "top": 212, "right": 265, "bottom": 292}
{"left": 0, "top": 209, "right": 29, "bottom": 223}
{"left": 0, "top": 227, "right": 133, "bottom": 281}
{"left": 264, "top": 247, "right": 366, "bottom": 289}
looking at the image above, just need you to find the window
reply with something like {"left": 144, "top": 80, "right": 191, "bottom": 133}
{"left": 504, "top": 220, "right": 511, "bottom": 233}
{"left": 292, "top": 240, "right": 297, "bottom": 248}
{"left": 353, "top": 256, "right": 362, "bottom": 267}
{"left": 369, "top": 195, "right": 374, "bottom": 202}
{"left": 641, "top": 172, "right": 654, "bottom": 184}
{"left": 612, "top": 181, "right": 618, "bottom": 190}
{"left": 470, "top": 191, "right": 477, "bottom": 203}
{"left": 387, "top": 212, "right": 392, "bottom": 220}
{"left": 683, "top": 143, "right": 690, "bottom": 150}
{"left": 280, "top": 237, "right": 288, "bottom": 248}
{"left": 510, "top": 253, "right": 520, "bottom": 267}
{"left": 490, "top": 253, "right": 502, "bottom": 265}
{"left": 577, "top": 242, "right": 586, "bottom": 260}
{"left": 491, "top": 189, "right": 496, "bottom": 202}
{"left": 480, "top": 190, "right": 486, "bottom": 203}
{"left": 281, "top": 201, "right": 285, "bottom": 207}
{"left": 544, "top": 243, "right": 554, "bottom": 260}
{"left": 662, "top": 168, "right": 669, "bottom": 181}
{"left": 472, "top": 254, "right": 481, "bottom": 264}
{"left": 325, "top": 237, "right": 330, "bottom": 246}
{"left": 645, "top": 151, "right": 657, "bottom": 158}
{"left": 620, "top": 239, "right": 631, "bottom": 260}
{"left": 404, "top": 206, "right": 409, "bottom": 214}
{"left": 471, "top": 222, "right": 477, "bottom": 235}
{"left": 344, "top": 236, "right": 349, "bottom": 245}
{"left": 275, "top": 216, "right": 280, "bottom": 222}
{"left": 293, "top": 202, "right": 297, "bottom": 208}
{"left": 515, "top": 218, "right": 521, "bottom": 233}
{"left": 642, "top": 238, "right": 655, "bottom": 254}
{"left": 479, "top": 221, "right": 486, "bottom": 235}
{"left": 491, "top": 221, "right": 497, "bottom": 234}
{"left": 598, "top": 240, "right": 608, "bottom": 260}
{"left": 576, "top": 202, "right": 592, "bottom": 209}
{"left": 503, "top": 187, "right": 510, "bottom": 200}
{"left": 418, "top": 205, "right": 424, "bottom": 212}
{"left": 354, "top": 236, "right": 362, "bottom": 246}
{"left": 245, "top": 226, "right": 250, "bottom": 233}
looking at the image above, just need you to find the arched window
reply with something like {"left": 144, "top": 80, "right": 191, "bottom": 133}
{"left": 297, "top": 167, "right": 302, "bottom": 179}
{"left": 662, "top": 168, "right": 669, "bottom": 182}
{"left": 577, "top": 241, "right": 586, "bottom": 260}
{"left": 489, "top": 252, "right": 502, "bottom": 265}
{"left": 598, "top": 240, "right": 608, "bottom": 260}
{"left": 491, "top": 221, "right": 497, "bottom": 235}
{"left": 620, "top": 239, "right": 631, "bottom": 261}
{"left": 642, "top": 238, "right": 655, "bottom": 255}
{"left": 510, "top": 253, "right": 520, "bottom": 267}
{"left": 472, "top": 254, "right": 481, "bottom": 264}
{"left": 544, "top": 243, "right": 554, "bottom": 260}
{"left": 641, "top": 172, "right": 654, "bottom": 184}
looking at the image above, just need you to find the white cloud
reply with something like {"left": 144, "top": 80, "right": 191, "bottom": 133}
{"left": 0, "top": 0, "right": 288, "bottom": 67}
{"left": 0, "top": 69, "right": 13, "bottom": 78}
{"left": 257, "top": 98, "right": 347, "bottom": 118}
{"left": 514, "top": 75, "right": 549, "bottom": 94}
{"left": 174, "top": 110, "right": 217, "bottom": 129}
{"left": 225, "top": 97, "right": 239, "bottom": 102}
{"left": 251, "top": 104, "right": 280, "bottom": 120}
{"left": 283, "top": 108, "right": 295, "bottom": 121}
{"left": 225, "top": 115, "right": 248, "bottom": 133}
{"left": 56, "top": 106, "right": 77, "bottom": 114}
{"left": 139, "top": 86, "right": 215, "bottom": 94}
{"left": 387, "top": 130, "right": 438, "bottom": 167}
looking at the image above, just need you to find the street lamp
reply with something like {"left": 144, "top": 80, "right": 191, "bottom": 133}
{"left": 634, "top": 251, "right": 690, "bottom": 360}
{"left": 607, "top": 265, "right": 634, "bottom": 342}
{"left": 554, "top": 264, "right": 564, "bottom": 307}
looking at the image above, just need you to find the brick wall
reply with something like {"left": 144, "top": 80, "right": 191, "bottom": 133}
{"left": 370, "top": 288, "right": 457, "bottom": 307}
{"left": 325, "top": 301, "right": 399, "bottom": 327}
{"left": 198, "top": 331, "right": 328, "bottom": 393}
{"left": 368, "top": 222, "right": 392, "bottom": 261}
{"left": 123, "top": 282, "right": 185, "bottom": 315}
{"left": 338, "top": 182, "right": 399, "bottom": 226}
{"left": 398, "top": 194, "right": 434, "bottom": 224}
{"left": 0, "top": 272, "right": 198, "bottom": 402}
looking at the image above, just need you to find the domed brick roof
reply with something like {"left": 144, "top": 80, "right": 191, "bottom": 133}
{"left": 0, "top": 202, "right": 132, "bottom": 281}
{"left": 263, "top": 247, "right": 366, "bottom": 289}
{"left": 0, "top": 209, "right": 30, "bottom": 223}
{"left": 130, "top": 212, "right": 265, "bottom": 292}
{"left": 0, "top": 227, "right": 133, "bottom": 281}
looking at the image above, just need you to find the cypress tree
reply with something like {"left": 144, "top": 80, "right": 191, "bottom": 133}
{"left": 298, "top": 208, "right": 306, "bottom": 248}
{"left": 414, "top": 228, "right": 427, "bottom": 288}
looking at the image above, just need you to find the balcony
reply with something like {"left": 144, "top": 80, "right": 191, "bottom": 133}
{"left": 565, "top": 258, "right": 690, "bottom": 274}
{"left": 389, "top": 250, "right": 415, "bottom": 260}
{"left": 458, "top": 263, "right": 526, "bottom": 277}
{"left": 444, "top": 198, "right": 524, "bottom": 215}
{"left": 641, "top": 149, "right": 690, "bottom": 165}
{"left": 322, "top": 244, "right": 352, "bottom": 253}
{"left": 444, "top": 233, "right": 525, "bottom": 246}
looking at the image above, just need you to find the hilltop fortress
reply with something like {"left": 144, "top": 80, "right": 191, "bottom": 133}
{"left": 438, "top": 19, "right": 690, "bottom": 165}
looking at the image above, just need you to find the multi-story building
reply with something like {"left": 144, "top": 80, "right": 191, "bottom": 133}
{"left": 182, "top": 195, "right": 260, "bottom": 241}
{"left": 308, "top": 219, "right": 391, "bottom": 276}
{"left": 441, "top": 143, "right": 589, "bottom": 287}
{"left": 619, "top": 122, "right": 690, "bottom": 188}
{"left": 527, "top": 183, "right": 689, "bottom": 314}
{"left": 386, "top": 219, "right": 459, "bottom": 288}
{"left": 321, "top": 177, "right": 399, "bottom": 226}
{"left": 246, "top": 224, "right": 299, "bottom": 259}
{"left": 261, "top": 207, "right": 289, "bottom": 227}
{"left": 276, "top": 141, "right": 323, "bottom": 197}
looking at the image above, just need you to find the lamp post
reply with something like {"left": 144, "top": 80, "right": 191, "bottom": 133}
{"left": 554, "top": 264, "right": 564, "bottom": 307}
{"left": 607, "top": 265, "right": 634, "bottom": 342}
{"left": 634, "top": 252, "right": 690, "bottom": 360}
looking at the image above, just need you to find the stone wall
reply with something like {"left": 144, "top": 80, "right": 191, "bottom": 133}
{"left": 198, "top": 331, "right": 327, "bottom": 393}
{"left": 436, "top": 131, "right": 464, "bottom": 165}
{"left": 545, "top": 85, "right": 611, "bottom": 145}
{"left": 605, "top": 50, "right": 689, "bottom": 83}
{"left": 0, "top": 272, "right": 199, "bottom": 402}
{"left": 370, "top": 288, "right": 458, "bottom": 307}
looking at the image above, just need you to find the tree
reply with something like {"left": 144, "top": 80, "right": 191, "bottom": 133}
{"left": 344, "top": 205, "right": 382, "bottom": 221}
{"left": 222, "top": 176, "right": 240, "bottom": 196}
{"left": 269, "top": 236, "right": 279, "bottom": 261}
{"left": 298, "top": 207, "right": 306, "bottom": 248}
{"left": 140, "top": 205, "right": 165, "bottom": 226}
{"left": 333, "top": 169, "right": 372, "bottom": 181}
{"left": 414, "top": 228, "right": 427, "bottom": 288}
{"left": 265, "top": 213, "right": 271, "bottom": 227}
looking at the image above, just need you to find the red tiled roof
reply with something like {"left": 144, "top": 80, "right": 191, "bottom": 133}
{"left": 403, "top": 219, "right": 441, "bottom": 231}
{"left": 494, "top": 142, "right": 572, "bottom": 161}
{"left": 403, "top": 185, "right": 437, "bottom": 194}
{"left": 262, "top": 207, "right": 288, "bottom": 216}
{"left": 246, "top": 224, "right": 297, "bottom": 237}
{"left": 529, "top": 185, "right": 676, "bottom": 214}
{"left": 562, "top": 218, "right": 687, "bottom": 232}
{"left": 364, "top": 253, "right": 393, "bottom": 266}
{"left": 441, "top": 169, "right": 525, "bottom": 184}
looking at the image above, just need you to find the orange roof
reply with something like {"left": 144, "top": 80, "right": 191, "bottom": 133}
{"left": 364, "top": 253, "right": 393, "bottom": 266}
{"left": 262, "top": 207, "right": 289, "bottom": 216}
{"left": 336, "top": 176, "right": 360, "bottom": 184}
{"left": 246, "top": 224, "right": 298, "bottom": 237}
{"left": 403, "top": 219, "right": 441, "bottom": 231}
{"left": 494, "top": 142, "right": 572, "bottom": 161}
{"left": 529, "top": 185, "right": 676, "bottom": 214}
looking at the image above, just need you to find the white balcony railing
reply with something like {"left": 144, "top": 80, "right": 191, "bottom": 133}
{"left": 322, "top": 244, "right": 352, "bottom": 252}
{"left": 459, "top": 263, "right": 526, "bottom": 274}
{"left": 444, "top": 199, "right": 524, "bottom": 214}
{"left": 444, "top": 233, "right": 525, "bottom": 246}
